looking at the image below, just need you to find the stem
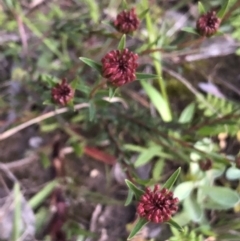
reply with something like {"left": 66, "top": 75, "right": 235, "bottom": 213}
{"left": 143, "top": 0, "right": 172, "bottom": 121}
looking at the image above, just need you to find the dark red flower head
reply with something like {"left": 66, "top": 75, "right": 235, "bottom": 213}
{"left": 137, "top": 185, "right": 179, "bottom": 223}
{"left": 196, "top": 11, "right": 220, "bottom": 37}
{"left": 114, "top": 8, "right": 140, "bottom": 34}
{"left": 101, "top": 48, "right": 138, "bottom": 87}
{"left": 51, "top": 78, "right": 74, "bottom": 106}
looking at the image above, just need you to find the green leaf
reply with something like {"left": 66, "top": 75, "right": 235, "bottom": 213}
{"left": 108, "top": 86, "right": 118, "bottom": 99}
{"left": 179, "top": 103, "right": 195, "bottom": 124}
{"left": 201, "top": 186, "right": 240, "bottom": 208}
{"left": 29, "top": 181, "right": 58, "bottom": 209}
{"left": 136, "top": 73, "right": 159, "bottom": 80}
{"left": 226, "top": 167, "right": 240, "bottom": 180}
{"left": 217, "top": 0, "right": 230, "bottom": 19}
{"left": 70, "top": 78, "right": 78, "bottom": 90}
{"left": 121, "top": 0, "right": 128, "bottom": 9}
{"left": 181, "top": 27, "right": 199, "bottom": 35}
{"left": 127, "top": 218, "right": 149, "bottom": 240}
{"left": 184, "top": 195, "right": 203, "bottom": 222}
{"left": 141, "top": 80, "right": 172, "bottom": 122}
{"left": 89, "top": 100, "right": 96, "bottom": 121}
{"left": 118, "top": 34, "right": 126, "bottom": 50}
{"left": 134, "top": 146, "right": 162, "bottom": 167}
{"left": 167, "top": 218, "right": 183, "bottom": 232}
{"left": 163, "top": 167, "right": 181, "bottom": 190}
{"left": 174, "top": 181, "right": 195, "bottom": 201}
{"left": 153, "top": 159, "right": 164, "bottom": 181}
{"left": 79, "top": 57, "right": 102, "bottom": 73}
{"left": 139, "top": 8, "right": 149, "bottom": 20}
{"left": 12, "top": 183, "right": 21, "bottom": 241}
{"left": 125, "top": 179, "right": 144, "bottom": 200}
{"left": 198, "top": 1, "right": 206, "bottom": 15}
{"left": 125, "top": 189, "right": 134, "bottom": 206}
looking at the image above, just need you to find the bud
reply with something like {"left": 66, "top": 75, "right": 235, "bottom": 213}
{"left": 199, "top": 159, "right": 213, "bottom": 171}
{"left": 51, "top": 78, "right": 74, "bottom": 106}
{"left": 114, "top": 8, "right": 140, "bottom": 34}
{"left": 137, "top": 185, "right": 179, "bottom": 223}
{"left": 101, "top": 48, "right": 138, "bottom": 86}
{"left": 196, "top": 11, "right": 221, "bottom": 37}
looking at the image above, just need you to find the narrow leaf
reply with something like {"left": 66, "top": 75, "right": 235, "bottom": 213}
{"left": 125, "top": 189, "right": 134, "bottom": 206}
{"left": 127, "top": 218, "right": 149, "bottom": 240}
{"left": 167, "top": 218, "right": 183, "bottom": 232}
{"left": 79, "top": 57, "right": 102, "bottom": 73}
{"left": 198, "top": 2, "right": 206, "bottom": 14}
{"left": 141, "top": 80, "right": 172, "bottom": 122}
{"left": 181, "top": 27, "right": 199, "bottom": 35}
{"left": 136, "top": 73, "right": 159, "bottom": 80}
{"left": 122, "top": 0, "right": 128, "bottom": 9}
{"left": 163, "top": 167, "right": 181, "bottom": 190}
{"left": 29, "top": 181, "right": 58, "bottom": 209}
{"left": 179, "top": 103, "right": 195, "bottom": 124}
{"left": 12, "top": 183, "right": 21, "bottom": 241}
{"left": 217, "top": 0, "right": 230, "bottom": 18}
{"left": 89, "top": 100, "right": 96, "bottom": 121}
{"left": 125, "top": 179, "right": 144, "bottom": 200}
{"left": 108, "top": 86, "right": 118, "bottom": 99}
{"left": 118, "top": 34, "right": 126, "bottom": 50}
{"left": 139, "top": 8, "right": 149, "bottom": 20}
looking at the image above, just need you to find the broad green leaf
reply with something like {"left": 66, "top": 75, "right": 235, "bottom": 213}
{"left": 127, "top": 218, "right": 149, "bottom": 240}
{"left": 134, "top": 146, "right": 162, "bottom": 167}
{"left": 125, "top": 179, "right": 144, "bottom": 200}
{"left": 167, "top": 218, "right": 183, "bottom": 232}
{"left": 174, "top": 181, "right": 195, "bottom": 201}
{"left": 217, "top": 0, "right": 231, "bottom": 18}
{"left": 136, "top": 73, "right": 159, "bottom": 80}
{"left": 198, "top": 2, "right": 206, "bottom": 14}
{"left": 139, "top": 8, "right": 149, "bottom": 20}
{"left": 29, "top": 181, "right": 58, "bottom": 209}
{"left": 79, "top": 57, "right": 102, "bottom": 73}
{"left": 118, "top": 34, "right": 126, "bottom": 50}
{"left": 202, "top": 199, "right": 235, "bottom": 210}
{"left": 200, "top": 186, "right": 240, "bottom": 208}
{"left": 179, "top": 103, "right": 195, "bottom": 124}
{"left": 226, "top": 167, "right": 240, "bottom": 180}
{"left": 181, "top": 27, "right": 199, "bottom": 35}
{"left": 12, "top": 183, "right": 21, "bottom": 241}
{"left": 184, "top": 195, "right": 202, "bottom": 222}
{"left": 163, "top": 167, "right": 181, "bottom": 190}
{"left": 125, "top": 189, "right": 134, "bottom": 206}
{"left": 141, "top": 80, "right": 172, "bottom": 122}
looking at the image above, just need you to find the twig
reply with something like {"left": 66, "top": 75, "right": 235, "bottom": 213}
{"left": 0, "top": 103, "right": 89, "bottom": 141}
{"left": 0, "top": 163, "right": 18, "bottom": 182}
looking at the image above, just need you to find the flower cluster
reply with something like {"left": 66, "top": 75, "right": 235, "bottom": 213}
{"left": 51, "top": 78, "right": 74, "bottom": 106}
{"left": 101, "top": 48, "right": 138, "bottom": 87}
{"left": 114, "top": 8, "right": 140, "bottom": 34}
{"left": 196, "top": 11, "right": 220, "bottom": 37}
{"left": 137, "top": 185, "right": 179, "bottom": 223}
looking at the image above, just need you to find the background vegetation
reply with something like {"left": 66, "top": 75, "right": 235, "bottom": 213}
{"left": 1, "top": 0, "right": 240, "bottom": 240}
